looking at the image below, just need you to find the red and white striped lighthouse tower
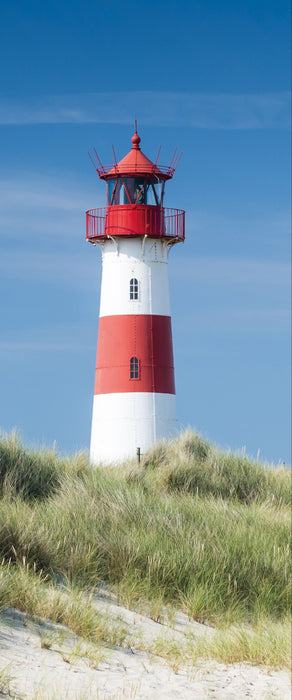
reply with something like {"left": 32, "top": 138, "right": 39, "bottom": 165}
{"left": 86, "top": 125, "right": 185, "bottom": 463}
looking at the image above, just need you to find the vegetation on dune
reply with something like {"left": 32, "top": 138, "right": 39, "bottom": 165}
{"left": 0, "top": 563, "right": 127, "bottom": 648}
{"left": 0, "top": 562, "right": 290, "bottom": 669}
{"left": 126, "top": 432, "right": 290, "bottom": 505}
{"left": 0, "top": 429, "right": 291, "bottom": 667}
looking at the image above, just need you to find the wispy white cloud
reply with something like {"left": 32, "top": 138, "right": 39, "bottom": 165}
{"left": 0, "top": 91, "right": 290, "bottom": 129}
{"left": 0, "top": 176, "right": 101, "bottom": 287}
{"left": 0, "top": 249, "right": 101, "bottom": 291}
{"left": 0, "top": 341, "right": 90, "bottom": 351}
{"left": 0, "top": 177, "right": 89, "bottom": 211}
{"left": 171, "top": 257, "right": 290, "bottom": 334}
{"left": 171, "top": 256, "right": 290, "bottom": 287}
{"left": 187, "top": 208, "right": 291, "bottom": 240}
{"left": 0, "top": 174, "right": 100, "bottom": 212}
{"left": 173, "top": 304, "right": 290, "bottom": 338}
{"left": 0, "top": 174, "right": 102, "bottom": 239}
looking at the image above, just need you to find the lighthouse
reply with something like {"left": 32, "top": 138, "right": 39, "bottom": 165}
{"left": 86, "top": 125, "right": 185, "bottom": 464}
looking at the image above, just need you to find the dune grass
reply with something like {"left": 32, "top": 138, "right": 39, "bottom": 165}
{"left": 0, "top": 561, "right": 127, "bottom": 648}
{"left": 150, "top": 615, "right": 292, "bottom": 670}
{"left": 0, "top": 429, "right": 291, "bottom": 668}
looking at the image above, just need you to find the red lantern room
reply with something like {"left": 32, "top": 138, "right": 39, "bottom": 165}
{"left": 86, "top": 122, "right": 185, "bottom": 242}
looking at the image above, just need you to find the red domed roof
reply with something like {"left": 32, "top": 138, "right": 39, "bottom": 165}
{"left": 92, "top": 126, "right": 179, "bottom": 181}
{"left": 105, "top": 135, "right": 159, "bottom": 179}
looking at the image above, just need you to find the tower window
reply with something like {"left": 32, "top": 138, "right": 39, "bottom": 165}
{"left": 130, "top": 356, "right": 139, "bottom": 379}
{"left": 130, "top": 277, "right": 139, "bottom": 300}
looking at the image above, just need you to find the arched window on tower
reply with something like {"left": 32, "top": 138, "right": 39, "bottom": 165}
{"left": 130, "top": 356, "right": 139, "bottom": 380}
{"left": 130, "top": 277, "right": 139, "bottom": 300}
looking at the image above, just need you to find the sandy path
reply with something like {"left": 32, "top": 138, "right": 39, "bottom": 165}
{"left": 0, "top": 606, "right": 290, "bottom": 699}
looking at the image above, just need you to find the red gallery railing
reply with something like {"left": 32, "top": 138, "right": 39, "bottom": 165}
{"left": 86, "top": 205, "right": 185, "bottom": 242}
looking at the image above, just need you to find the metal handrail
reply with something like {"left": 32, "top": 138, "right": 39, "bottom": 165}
{"left": 95, "top": 163, "right": 176, "bottom": 177}
{"left": 86, "top": 206, "right": 185, "bottom": 242}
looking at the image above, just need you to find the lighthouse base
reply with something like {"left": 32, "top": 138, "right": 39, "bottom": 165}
{"left": 90, "top": 392, "right": 177, "bottom": 465}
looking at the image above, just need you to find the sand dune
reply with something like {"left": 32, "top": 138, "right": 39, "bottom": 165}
{"left": 0, "top": 603, "right": 290, "bottom": 699}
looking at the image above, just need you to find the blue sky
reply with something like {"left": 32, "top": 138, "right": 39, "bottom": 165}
{"left": 0, "top": 0, "right": 290, "bottom": 463}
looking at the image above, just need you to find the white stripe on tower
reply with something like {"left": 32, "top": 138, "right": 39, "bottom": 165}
{"left": 99, "top": 238, "right": 171, "bottom": 317}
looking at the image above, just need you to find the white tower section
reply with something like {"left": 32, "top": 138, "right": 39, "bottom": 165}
{"left": 90, "top": 237, "right": 177, "bottom": 464}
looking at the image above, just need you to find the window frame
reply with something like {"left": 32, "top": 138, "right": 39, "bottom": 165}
{"left": 130, "top": 277, "right": 139, "bottom": 301}
{"left": 130, "top": 356, "right": 140, "bottom": 380}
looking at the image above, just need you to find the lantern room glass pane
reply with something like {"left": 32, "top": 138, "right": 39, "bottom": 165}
{"left": 152, "top": 180, "right": 164, "bottom": 205}
{"left": 132, "top": 178, "right": 155, "bottom": 205}
{"left": 133, "top": 178, "right": 146, "bottom": 203}
{"left": 107, "top": 179, "right": 116, "bottom": 204}
{"left": 120, "top": 181, "right": 131, "bottom": 204}
{"left": 144, "top": 183, "right": 156, "bottom": 205}
{"left": 123, "top": 178, "right": 135, "bottom": 203}
{"left": 107, "top": 177, "right": 165, "bottom": 206}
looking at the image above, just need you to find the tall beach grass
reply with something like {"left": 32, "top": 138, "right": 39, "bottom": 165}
{"left": 0, "top": 429, "right": 291, "bottom": 667}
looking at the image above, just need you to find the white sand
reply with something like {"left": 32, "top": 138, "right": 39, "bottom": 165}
{"left": 0, "top": 605, "right": 290, "bottom": 699}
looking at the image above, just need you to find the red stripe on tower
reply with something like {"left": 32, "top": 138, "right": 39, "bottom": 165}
{"left": 94, "top": 315, "right": 175, "bottom": 395}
